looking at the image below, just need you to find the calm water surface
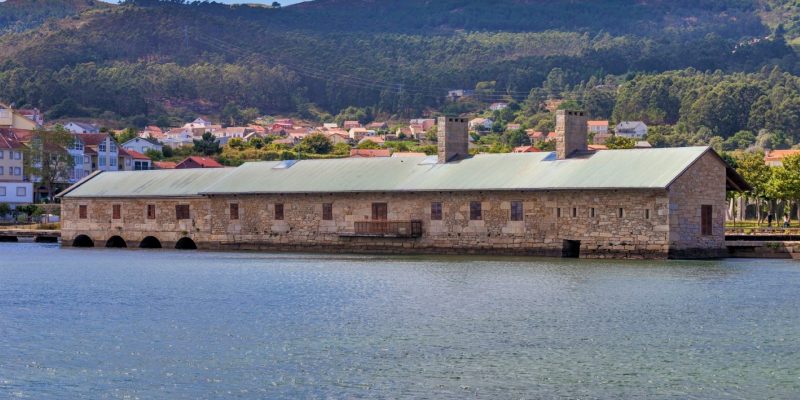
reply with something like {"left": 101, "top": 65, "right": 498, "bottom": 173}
{"left": 1, "top": 243, "right": 799, "bottom": 399}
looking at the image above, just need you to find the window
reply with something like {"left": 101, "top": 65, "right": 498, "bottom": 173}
{"left": 79, "top": 205, "right": 87, "bottom": 219}
{"left": 618, "top": 208, "right": 624, "bottom": 218}
{"left": 126, "top": 158, "right": 131, "bottom": 166}
{"left": 112, "top": 204, "right": 121, "bottom": 220}
{"left": 510, "top": 201, "right": 523, "bottom": 221}
{"left": 431, "top": 202, "right": 443, "bottom": 221}
{"left": 147, "top": 204, "right": 156, "bottom": 219}
{"left": 84, "top": 155, "right": 90, "bottom": 164}
{"left": 14, "top": 151, "right": 21, "bottom": 160}
{"left": 701, "top": 205, "right": 713, "bottom": 236}
{"left": 16, "top": 187, "right": 25, "bottom": 197}
{"left": 0, "top": 187, "right": 5, "bottom": 196}
{"left": 470, "top": 201, "right": 482, "bottom": 221}
{"left": 274, "top": 203, "right": 284, "bottom": 220}
{"left": 591, "top": 208, "right": 596, "bottom": 218}
{"left": 572, "top": 207, "right": 577, "bottom": 218}
{"left": 14, "top": 167, "right": 21, "bottom": 176}
{"left": 110, "top": 142, "right": 117, "bottom": 152}
{"left": 99, "top": 142, "right": 106, "bottom": 152}
{"left": 230, "top": 203, "right": 239, "bottom": 220}
{"left": 645, "top": 209, "right": 651, "bottom": 220}
{"left": 557, "top": 208, "right": 562, "bottom": 218}
{"left": 0, "top": 167, "right": 4, "bottom": 175}
{"left": 371, "top": 202, "right": 387, "bottom": 220}
{"left": 322, "top": 203, "right": 333, "bottom": 221}
{"left": 99, "top": 156, "right": 106, "bottom": 166}
{"left": 0, "top": 150, "right": 4, "bottom": 159}
{"left": 176, "top": 204, "right": 190, "bottom": 220}
{"left": 110, "top": 157, "right": 117, "bottom": 167}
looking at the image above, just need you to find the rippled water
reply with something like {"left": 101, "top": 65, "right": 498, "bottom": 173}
{"left": 1, "top": 244, "right": 799, "bottom": 399}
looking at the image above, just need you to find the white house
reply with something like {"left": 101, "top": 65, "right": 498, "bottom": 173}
{"left": 615, "top": 121, "right": 648, "bottom": 138}
{"left": 0, "top": 181, "right": 33, "bottom": 207}
{"left": 469, "top": 118, "right": 494, "bottom": 131}
{"left": 122, "top": 137, "right": 163, "bottom": 155}
{"left": 64, "top": 122, "right": 100, "bottom": 134}
{"left": 489, "top": 102, "right": 508, "bottom": 111}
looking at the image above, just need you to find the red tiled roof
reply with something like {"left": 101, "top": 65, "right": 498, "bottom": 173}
{"left": 119, "top": 148, "right": 150, "bottom": 160}
{"left": 153, "top": 161, "right": 177, "bottom": 169}
{"left": 765, "top": 149, "right": 800, "bottom": 162}
{"left": 175, "top": 156, "right": 223, "bottom": 169}
{"left": 513, "top": 146, "right": 543, "bottom": 153}
{"left": 77, "top": 133, "right": 112, "bottom": 146}
{"left": 587, "top": 120, "right": 609, "bottom": 126}
{"left": 0, "top": 129, "right": 28, "bottom": 149}
{"left": 349, "top": 149, "right": 391, "bottom": 158}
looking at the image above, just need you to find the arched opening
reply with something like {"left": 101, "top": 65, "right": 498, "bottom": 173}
{"left": 175, "top": 237, "right": 197, "bottom": 250}
{"left": 73, "top": 235, "right": 95, "bottom": 248}
{"left": 140, "top": 236, "right": 162, "bottom": 249}
{"left": 105, "top": 236, "right": 127, "bottom": 248}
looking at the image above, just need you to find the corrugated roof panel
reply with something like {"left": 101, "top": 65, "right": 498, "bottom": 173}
{"left": 62, "top": 147, "right": 713, "bottom": 198}
{"left": 63, "top": 168, "right": 235, "bottom": 198}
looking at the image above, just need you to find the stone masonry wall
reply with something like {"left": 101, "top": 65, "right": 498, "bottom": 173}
{"left": 62, "top": 189, "right": 674, "bottom": 258}
{"left": 667, "top": 151, "right": 728, "bottom": 257}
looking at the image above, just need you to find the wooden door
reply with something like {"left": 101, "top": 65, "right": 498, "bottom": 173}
{"left": 372, "top": 203, "right": 388, "bottom": 220}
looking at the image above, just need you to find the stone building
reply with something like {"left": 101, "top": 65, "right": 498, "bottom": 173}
{"left": 57, "top": 111, "right": 749, "bottom": 259}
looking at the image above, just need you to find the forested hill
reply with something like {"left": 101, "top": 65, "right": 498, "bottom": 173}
{"left": 0, "top": 0, "right": 108, "bottom": 34}
{"left": 0, "top": 0, "right": 798, "bottom": 142}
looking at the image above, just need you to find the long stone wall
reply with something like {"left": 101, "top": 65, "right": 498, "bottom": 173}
{"left": 62, "top": 189, "right": 676, "bottom": 258}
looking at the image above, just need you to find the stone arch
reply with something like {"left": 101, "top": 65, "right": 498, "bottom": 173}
{"left": 73, "top": 235, "right": 95, "bottom": 248}
{"left": 139, "top": 236, "right": 163, "bottom": 249}
{"left": 106, "top": 236, "right": 127, "bottom": 248}
{"left": 175, "top": 237, "right": 198, "bottom": 250}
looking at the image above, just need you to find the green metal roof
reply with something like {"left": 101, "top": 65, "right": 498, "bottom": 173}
{"left": 60, "top": 147, "right": 726, "bottom": 198}
{"left": 60, "top": 168, "right": 234, "bottom": 198}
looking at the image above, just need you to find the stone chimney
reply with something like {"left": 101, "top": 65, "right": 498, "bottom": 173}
{"left": 437, "top": 116, "right": 469, "bottom": 163}
{"left": 555, "top": 109, "right": 588, "bottom": 159}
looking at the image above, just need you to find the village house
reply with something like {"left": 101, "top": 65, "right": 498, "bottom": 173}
{"left": 343, "top": 120, "right": 362, "bottom": 130}
{"left": 118, "top": 148, "right": 152, "bottom": 171}
{"left": 0, "top": 131, "right": 33, "bottom": 207}
{"left": 349, "top": 127, "right": 374, "bottom": 140}
{"left": 764, "top": 149, "right": 800, "bottom": 167}
{"left": 469, "top": 118, "right": 493, "bottom": 131}
{"left": 410, "top": 118, "right": 436, "bottom": 131}
{"left": 17, "top": 108, "right": 43, "bottom": 126}
{"left": 588, "top": 120, "right": 609, "bottom": 135}
{"left": 139, "top": 125, "right": 165, "bottom": 139}
{"left": 0, "top": 104, "right": 39, "bottom": 130}
{"left": 615, "top": 121, "right": 648, "bottom": 138}
{"left": 153, "top": 161, "right": 177, "bottom": 169}
{"left": 489, "top": 102, "right": 509, "bottom": 111}
{"left": 58, "top": 110, "right": 748, "bottom": 259}
{"left": 366, "top": 121, "right": 388, "bottom": 131}
{"left": 80, "top": 133, "right": 120, "bottom": 172}
{"left": 175, "top": 156, "right": 223, "bottom": 169}
{"left": 122, "top": 137, "right": 162, "bottom": 155}
{"left": 64, "top": 122, "right": 100, "bottom": 135}
{"left": 349, "top": 148, "right": 391, "bottom": 158}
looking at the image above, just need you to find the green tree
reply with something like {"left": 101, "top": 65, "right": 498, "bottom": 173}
{"left": 504, "top": 129, "right": 531, "bottom": 147}
{"left": 23, "top": 127, "right": 76, "bottom": 201}
{"left": 298, "top": 133, "right": 333, "bottom": 154}
{"left": 605, "top": 136, "right": 637, "bottom": 149}
{"left": 733, "top": 151, "right": 772, "bottom": 224}
{"left": 193, "top": 131, "right": 220, "bottom": 156}
{"left": 767, "top": 153, "right": 800, "bottom": 222}
{"left": 0, "top": 203, "right": 10, "bottom": 218}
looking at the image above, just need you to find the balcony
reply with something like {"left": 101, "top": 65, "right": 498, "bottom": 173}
{"left": 340, "top": 220, "right": 423, "bottom": 238}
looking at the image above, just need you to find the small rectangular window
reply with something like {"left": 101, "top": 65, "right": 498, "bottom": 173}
{"left": 230, "top": 203, "right": 239, "bottom": 220}
{"left": 275, "top": 203, "right": 284, "bottom": 220}
{"left": 79, "top": 205, "right": 87, "bottom": 219}
{"left": 0, "top": 150, "right": 3, "bottom": 159}
{"left": 557, "top": 208, "right": 562, "bottom": 218}
{"left": 591, "top": 208, "right": 596, "bottom": 218}
{"left": 16, "top": 187, "right": 25, "bottom": 197}
{"left": 572, "top": 207, "right": 577, "bottom": 218}
{"left": 322, "top": 203, "right": 333, "bottom": 221}
{"left": 147, "top": 204, "right": 156, "bottom": 219}
{"left": 510, "top": 201, "right": 523, "bottom": 221}
{"left": 469, "top": 201, "right": 482, "bottom": 221}
{"left": 645, "top": 209, "right": 650, "bottom": 220}
{"left": 618, "top": 208, "right": 624, "bottom": 218}
{"left": 701, "top": 205, "right": 713, "bottom": 236}
{"left": 176, "top": 204, "right": 190, "bottom": 220}
{"left": 0, "top": 166, "right": 4, "bottom": 175}
{"left": 112, "top": 204, "right": 121, "bottom": 219}
{"left": 431, "top": 202, "right": 443, "bottom": 221}
{"left": 371, "top": 202, "right": 388, "bottom": 220}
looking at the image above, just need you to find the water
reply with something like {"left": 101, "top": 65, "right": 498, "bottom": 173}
{"left": 1, "top": 244, "right": 799, "bottom": 399}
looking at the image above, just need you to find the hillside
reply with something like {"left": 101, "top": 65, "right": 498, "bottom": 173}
{"left": 0, "top": 0, "right": 797, "bottom": 142}
{"left": 0, "top": 0, "right": 109, "bottom": 34}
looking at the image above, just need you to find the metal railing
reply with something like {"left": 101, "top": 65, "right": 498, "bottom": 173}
{"left": 351, "top": 220, "right": 423, "bottom": 238}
